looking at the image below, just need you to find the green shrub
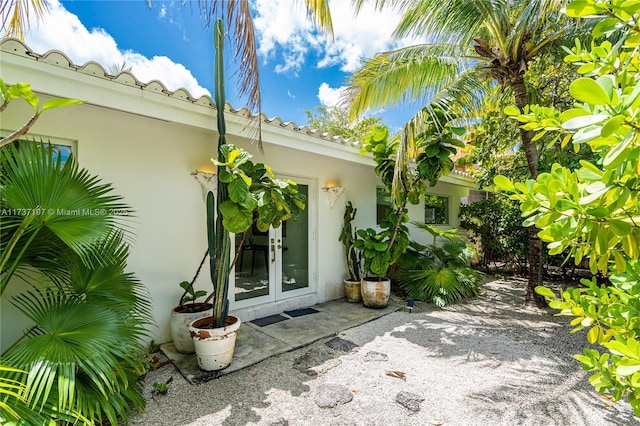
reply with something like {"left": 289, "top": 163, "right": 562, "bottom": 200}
{"left": 397, "top": 223, "right": 483, "bottom": 307}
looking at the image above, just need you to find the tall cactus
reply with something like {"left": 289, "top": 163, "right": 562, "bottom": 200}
{"left": 209, "top": 18, "right": 232, "bottom": 328}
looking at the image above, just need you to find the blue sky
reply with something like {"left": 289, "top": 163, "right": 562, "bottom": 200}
{"left": 22, "top": 0, "right": 425, "bottom": 130}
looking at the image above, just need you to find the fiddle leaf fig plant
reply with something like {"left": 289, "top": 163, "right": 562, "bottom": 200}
{"left": 200, "top": 19, "right": 305, "bottom": 329}
{"left": 355, "top": 110, "right": 463, "bottom": 280}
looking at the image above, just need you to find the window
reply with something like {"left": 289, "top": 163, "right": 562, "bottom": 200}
{"left": 424, "top": 194, "right": 449, "bottom": 225}
{"left": 376, "top": 187, "right": 391, "bottom": 225}
{"left": 2, "top": 130, "right": 75, "bottom": 165}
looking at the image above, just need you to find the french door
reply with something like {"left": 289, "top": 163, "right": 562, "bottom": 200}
{"left": 230, "top": 178, "right": 314, "bottom": 310}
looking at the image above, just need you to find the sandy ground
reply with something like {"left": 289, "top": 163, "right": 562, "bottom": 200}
{"left": 130, "top": 277, "right": 639, "bottom": 426}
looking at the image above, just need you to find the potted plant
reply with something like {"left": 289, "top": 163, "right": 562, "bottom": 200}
{"left": 355, "top": 209, "right": 410, "bottom": 308}
{"left": 339, "top": 201, "right": 363, "bottom": 302}
{"left": 169, "top": 250, "right": 213, "bottom": 354}
{"left": 355, "top": 110, "right": 465, "bottom": 308}
{"left": 188, "top": 20, "right": 305, "bottom": 371}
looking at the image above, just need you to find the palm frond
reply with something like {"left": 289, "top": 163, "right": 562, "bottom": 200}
{"left": 5, "top": 287, "right": 148, "bottom": 424}
{"left": 0, "top": 143, "right": 132, "bottom": 294}
{"left": 0, "top": 0, "right": 47, "bottom": 40}
{"left": 509, "top": 0, "right": 571, "bottom": 62}
{"left": 303, "top": 0, "right": 334, "bottom": 38}
{"left": 344, "top": 43, "right": 474, "bottom": 119}
{"left": 392, "top": 0, "right": 509, "bottom": 49}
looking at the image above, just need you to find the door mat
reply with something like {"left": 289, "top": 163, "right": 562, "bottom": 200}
{"left": 251, "top": 314, "right": 289, "bottom": 327}
{"left": 284, "top": 307, "right": 319, "bottom": 317}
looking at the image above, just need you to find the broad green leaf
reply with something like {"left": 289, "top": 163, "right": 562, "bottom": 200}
{"left": 614, "top": 251, "right": 627, "bottom": 273}
{"left": 587, "top": 325, "right": 600, "bottom": 344}
{"left": 570, "top": 78, "right": 611, "bottom": 105}
{"left": 41, "top": 98, "right": 84, "bottom": 112}
{"left": 592, "top": 17, "right": 620, "bottom": 38}
{"left": 503, "top": 105, "right": 520, "bottom": 116}
{"left": 228, "top": 178, "right": 250, "bottom": 203}
{"left": 616, "top": 360, "right": 640, "bottom": 376}
{"left": 493, "top": 175, "right": 514, "bottom": 191}
{"left": 560, "top": 108, "right": 591, "bottom": 121}
{"left": 603, "top": 134, "right": 632, "bottom": 168}
{"left": 222, "top": 209, "right": 252, "bottom": 233}
{"left": 562, "top": 114, "right": 609, "bottom": 130}
{"left": 566, "top": 0, "right": 601, "bottom": 17}
{"left": 609, "top": 219, "right": 631, "bottom": 236}
{"left": 7, "top": 83, "right": 39, "bottom": 110}
{"left": 600, "top": 115, "right": 625, "bottom": 137}
{"left": 579, "top": 186, "right": 609, "bottom": 205}
{"left": 535, "top": 286, "right": 556, "bottom": 298}
{"left": 555, "top": 199, "right": 578, "bottom": 211}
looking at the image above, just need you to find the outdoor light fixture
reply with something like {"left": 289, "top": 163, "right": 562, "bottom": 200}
{"left": 321, "top": 182, "right": 344, "bottom": 208}
{"left": 192, "top": 170, "right": 217, "bottom": 199}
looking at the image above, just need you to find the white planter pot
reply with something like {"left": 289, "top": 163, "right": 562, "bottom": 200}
{"left": 344, "top": 279, "right": 362, "bottom": 303}
{"left": 170, "top": 303, "right": 213, "bottom": 354}
{"left": 361, "top": 277, "right": 390, "bottom": 308}
{"left": 189, "top": 315, "right": 241, "bottom": 371}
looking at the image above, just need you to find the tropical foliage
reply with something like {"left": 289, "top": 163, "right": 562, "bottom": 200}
{"left": 398, "top": 223, "right": 483, "bottom": 307}
{"left": 339, "top": 201, "right": 362, "bottom": 282}
{"left": 305, "top": 105, "right": 385, "bottom": 143}
{"left": 200, "top": 20, "right": 306, "bottom": 329}
{"left": 346, "top": 0, "right": 590, "bottom": 306}
{"left": 0, "top": 0, "right": 47, "bottom": 40}
{"left": 354, "top": 110, "right": 465, "bottom": 279}
{"left": 0, "top": 82, "right": 150, "bottom": 424}
{"left": 495, "top": 0, "right": 640, "bottom": 414}
{"left": 459, "top": 195, "right": 529, "bottom": 273}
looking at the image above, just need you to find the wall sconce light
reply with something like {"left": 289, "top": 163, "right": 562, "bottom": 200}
{"left": 322, "top": 182, "right": 345, "bottom": 208}
{"left": 192, "top": 170, "right": 217, "bottom": 200}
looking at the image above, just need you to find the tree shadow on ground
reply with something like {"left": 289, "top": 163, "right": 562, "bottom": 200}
{"left": 133, "top": 338, "right": 351, "bottom": 425}
{"left": 345, "top": 277, "right": 638, "bottom": 425}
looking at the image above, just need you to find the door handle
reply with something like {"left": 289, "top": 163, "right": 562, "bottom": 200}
{"left": 271, "top": 238, "right": 276, "bottom": 263}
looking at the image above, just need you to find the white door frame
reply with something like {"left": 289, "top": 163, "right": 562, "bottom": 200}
{"left": 229, "top": 176, "right": 317, "bottom": 310}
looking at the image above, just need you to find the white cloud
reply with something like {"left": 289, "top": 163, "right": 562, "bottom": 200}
{"left": 23, "top": 0, "right": 210, "bottom": 98}
{"left": 252, "top": 0, "right": 422, "bottom": 74}
{"left": 287, "top": 90, "right": 296, "bottom": 100}
{"left": 317, "top": 83, "right": 346, "bottom": 107}
{"left": 159, "top": 4, "right": 167, "bottom": 19}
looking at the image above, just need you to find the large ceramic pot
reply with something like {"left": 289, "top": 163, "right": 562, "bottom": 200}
{"left": 189, "top": 315, "right": 241, "bottom": 371}
{"left": 344, "top": 279, "right": 362, "bottom": 303}
{"left": 170, "top": 303, "right": 213, "bottom": 354}
{"left": 361, "top": 277, "right": 390, "bottom": 308}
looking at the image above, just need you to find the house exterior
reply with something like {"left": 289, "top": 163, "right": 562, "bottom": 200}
{"left": 0, "top": 38, "right": 476, "bottom": 349}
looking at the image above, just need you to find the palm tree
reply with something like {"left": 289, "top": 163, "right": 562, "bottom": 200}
{"left": 0, "top": 143, "right": 151, "bottom": 424}
{"left": 345, "top": 0, "right": 588, "bottom": 307}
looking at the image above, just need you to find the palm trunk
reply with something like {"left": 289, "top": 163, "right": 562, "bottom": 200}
{"left": 511, "top": 76, "right": 547, "bottom": 308}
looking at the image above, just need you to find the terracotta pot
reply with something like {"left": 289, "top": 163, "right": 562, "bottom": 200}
{"left": 361, "top": 277, "right": 390, "bottom": 308}
{"left": 170, "top": 303, "right": 213, "bottom": 354}
{"left": 189, "top": 315, "right": 241, "bottom": 371}
{"left": 344, "top": 279, "right": 362, "bottom": 303}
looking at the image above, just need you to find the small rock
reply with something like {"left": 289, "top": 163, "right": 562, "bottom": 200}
{"left": 364, "top": 351, "right": 388, "bottom": 362}
{"left": 270, "top": 418, "right": 289, "bottom": 426}
{"left": 325, "top": 337, "right": 358, "bottom": 352}
{"left": 315, "top": 384, "right": 354, "bottom": 408}
{"left": 396, "top": 391, "right": 425, "bottom": 413}
{"left": 293, "top": 347, "right": 335, "bottom": 375}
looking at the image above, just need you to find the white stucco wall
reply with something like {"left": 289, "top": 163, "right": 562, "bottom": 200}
{"left": 1, "top": 39, "right": 475, "bottom": 349}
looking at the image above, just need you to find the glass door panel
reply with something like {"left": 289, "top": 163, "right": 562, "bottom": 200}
{"left": 278, "top": 182, "right": 311, "bottom": 298}
{"left": 233, "top": 224, "right": 272, "bottom": 303}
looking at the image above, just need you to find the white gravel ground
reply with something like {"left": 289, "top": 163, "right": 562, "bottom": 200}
{"left": 130, "top": 277, "right": 639, "bottom": 426}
